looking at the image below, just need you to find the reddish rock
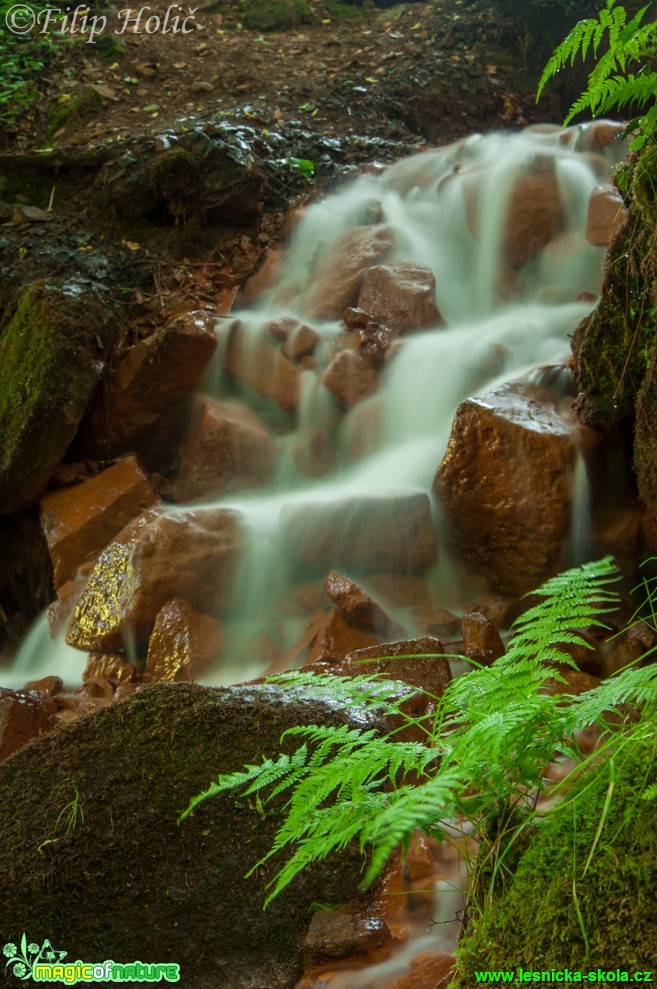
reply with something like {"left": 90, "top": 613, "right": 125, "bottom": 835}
{"left": 225, "top": 320, "right": 300, "bottom": 414}
{"left": 0, "top": 688, "right": 58, "bottom": 762}
{"left": 282, "top": 323, "right": 321, "bottom": 362}
{"left": 392, "top": 952, "right": 455, "bottom": 989}
{"left": 586, "top": 186, "right": 627, "bottom": 247}
{"left": 323, "top": 569, "right": 403, "bottom": 637}
{"left": 543, "top": 667, "right": 601, "bottom": 696}
{"left": 461, "top": 611, "right": 505, "bottom": 666}
{"left": 175, "top": 396, "right": 275, "bottom": 503}
{"left": 403, "top": 832, "right": 436, "bottom": 881}
{"left": 145, "top": 599, "right": 223, "bottom": 682}
{"left": 302, "top": 226, "right": 393, "bottom": 320}
{"left": 79, "top": 311, "right": 218, "bottom": 471}
{"left": 83, "top": 654, "right": 136, "bottom": 684}
{"left": 576, "top": 119, "right": 626, "bottom": 153}
{"left": 468, "top": 595, "right": 520, "bottom": 630}
{"left": 22, "top": 676, "right": 63, "bottom": 697}
{"left": 264, "top": 315, "right": 299, "bottom": 343}
{"left": 365, "top": 572, "right": 432, "bottom": 608}
{"left": 321, "top": 349, "right": 379, "bottom": 408}
{"left": 307, "top": 610, "right": 379, "bottom": 665}
{"left": 290, "top": 427, "right": 335, "bottom": 478}
{"left": 435, "top": 381, "right": 577, "bottom": 596}
{"left": 357, "top": 262, "right": 443, "bottom": 334}
{"left": 342, "top": 397, "right": 383, "bottom": 460}
{"left": 465, "top": 164, "right": 564, "bottom": 270}
{"left": 342, "top": 637, "right": 451, "bottom": 715}
{"left": 414, "top": 605, "right": 462, "bottom": 640}
{"left": 66, "top": 507, "right": 243, "bottom": 651}
{"left": 281, "top": 493, "right": 438, "bottom": 574}
{"left": 40, "top": 455, "right": 158, "bottom": 590}
{"left": 239, "top": 248, "right": 285, "bottom": 305}
{"left": 303, "top": 908, "right": 393, "bottom": 968}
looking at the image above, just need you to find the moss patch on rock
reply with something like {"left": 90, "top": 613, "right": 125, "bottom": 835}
{"left": 242, "top": 0, "right": 312, "bottom": 31}
{"left": 0, "top": 282, "right": 118, "bottom": 513}
{"left": 0, "top": 681, "right": 386, "bottom": 988}
{"left": 455, "top": 740, "right": 657, "bottom": 979}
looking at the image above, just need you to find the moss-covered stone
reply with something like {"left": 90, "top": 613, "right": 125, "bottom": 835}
{"left": 0, "top": 681, "right": 389, "bottom": 988}
{"left": 0, "top": 282, "right": 118, "bottom": 513}
{"left": 47, "top": 89, "right": 102, "bottom": 137}
{"left": 455, "top": 740, "right": 657, "bottom": 978}
{"left": 242, "top": 0, "right": 312, "bottom": 31}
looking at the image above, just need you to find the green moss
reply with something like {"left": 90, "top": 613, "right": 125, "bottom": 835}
{"left": 632, "top": 144, "right": 657, "bottom": 226}
{"left": 456, "top": 741, "right": 657, "bottom": 978}
{"left": 47, "top": 89, "right": 102, "bottom": 136}
{"left": 242, "top": 0, "right": 312, "bottom": 31}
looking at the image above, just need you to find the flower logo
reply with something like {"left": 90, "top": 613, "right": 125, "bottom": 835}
{"left": 2, "top": 934, "right": 66, "bottom": 980}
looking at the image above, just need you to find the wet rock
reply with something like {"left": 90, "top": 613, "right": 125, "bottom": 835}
{"left": 265, "top": 315, "right": 300, "bottom": 343}
{"left": 290, "top": 427, "right": 335, "bottom": 478}
{"left": 175, "top": 396, "right": 275, "bottom": 502}
{"left": 357, "top": 262, "right": 442, "bottom": 334}
{"left": 403, "top": 831, "right": 435, "bottom": 881}
{"left": 341, "top": 396, "right": 383, "bottom": 460}
{"left": 323, "top": 569, "right": 403, "bottom": 637}
{"left": 281, "top": 323, "right": 321, "bottom": 362}
{"left": 461, "top": 611, "right": 505, "bottom": 666}
{"left": 22, "top": 676, "right": 63, "bottom": 697}
{"left": 0, "top": 282, "right": 118, "bottom": 513}
{"left": 393, "top": 953, "right": 455, "bottom": 989}
{"left": 576, "top": 119, "right": 626, "bottom": 153}
{"left": 355, "top": 322, "right": 395, "bottom": 369}
{"left": 66, "top": 507, "right": 243, "bottom": 651}
{"left": 225, "top": 320, "right": 300, "bottom": 414}
{"left": 46, "top": 579, "right": 86, "bottom": 639}
{"left": 240, "top": 249, "right": 286, "bottom": 305}
{"left": 83, "top": 654, "right": 136, "bottom": 684}
{"left": 0, "top": 681, "right": 395, "bottom": 988}
{"left": 343, "top": 637, "right": 451, "bottom": 715}
{"left": 414, "top": 606, "right": 461, "bottom": 640}
{"left": 281, "top": 493, "right": 438, "bottom": 574}
{"left": 307, "top": 610, "right": 380, "bottom": 665}
{"left": 435, "top": 381, "right": 576, "bottom": 596}
{"left": 586, "top": 186, "right": 627, "bottom": 247}
{"left": 40, "top": 455, "right": 158, "bottom": 590}
{"left": 145, "top": 599, "right": 223, "bottom": 682}
{"left": 321, "top": 349, "right": 380, "bottom": 407}
{"left": 0, "top": 688, "right": 58, "bottom": 762}
{"left": 302, "top": 226, "right": 393, "bottom": 320}
{"left": 303, "top": 908, "right": 393, "bottom": 968}
{"left": 79, "top": 311, "right": 217, "bottom": 472}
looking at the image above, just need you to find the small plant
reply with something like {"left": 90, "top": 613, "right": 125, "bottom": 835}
{"left": 37, "top": 779, "right": 84, "bottom": 853}
{"left": 180, "top": 557, "right": 657, "bottom": 908}
{"left": 537, "top": 0, "right": 657, "bottom": 150}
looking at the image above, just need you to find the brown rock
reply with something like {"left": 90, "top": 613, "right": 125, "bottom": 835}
{"left": 323, "top": 569, "right": 403, "bottom": 637}
{"left": 586, "top": 186, "right": 627, "bottom": 247}
{"left": 435, "top": 381, "right": 577, "bottom": 596}
{"left": 357, "top": 262, "right": 442, "bottom": 334}
{"left": 46, "top": 579, "right": 87, "bottom": 638}
{"left": 225, "top": 320, "right": 300, "bottom": 414}
{"left": 343, "top": 637, "right": 451, "bottom": 710}
{"left": 403, "top": 832, "right": 435, "bottom": 881}
{"left": 145, "top": 599, "right": 223, "bottom": 682}
{"left": 175, "top": 397, "right": 275, "bottom": 502}
{"left": 321, "top": 349, "right": 379, "bottom": 408}
{"left": 66, "top": 507, "right": 243, "bottom": 651}
{"left": 281, "top": 323, "right": 321, "bottom": 362}
{"left": 264, "top": 316, "right": 299, "bottom": 343}
{"left": 543, "top": 667, "right": 601, "bottom": 696}
{"left": 40, "top": 455, "right": 158, "bottom": 589}
{"left": 461, "top": 611, "right": 505, "bottom": 666}
{"left": 414, "top": 605, "right": 462, "bottom": 640}
{"left": 12, "top": 205, "right": 54, "bottom": 224}
{"left": 593, "top": 505, "right": 642, "bottom": 574}
{"left": 22, "top": 676, "right": 63, "bottom": 697}
{"left": 307, "top": 610, "right": 379, "bottom": 665}
{"left": 0, "top": 688, "right": 58, "bottom": 762}
{"left": 239, "top": 249, "right": 285, "bottom": 306}
{"left": 302, "top": 226, "right": 393, "bottom": 320}
{"left": 79, "top": 310, "right": 217, "bottom": 471}
{"left": 290, "top": 427, "right": 335, "bottom": 478}
{"left": 363, "top": 572, "right": 432, "bottom": 608}
{"left": 342, "top": 397, "right": 382, "bottom": 460}
{"left": 392, "top": 952, "right": 454, "bottom": 989}
{"left": 83, "top": 654, "right": 136, "bottom": 683}
{"left": 576, "top": 119, "right": 626, "bottom": 153}
{"left": 303, "top": 908, "right": 392, "bottom": 968}
{"left": 281, "top": 493, "right": 438, "bottom": 574}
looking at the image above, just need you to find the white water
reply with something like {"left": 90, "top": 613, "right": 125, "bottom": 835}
{"left": 5, "top": 121, "right": 625, "bottom": 689}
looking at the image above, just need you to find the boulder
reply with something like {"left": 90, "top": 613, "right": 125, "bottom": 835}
{"left": 66, "top": 507, "right": 243, "bottom": 651}
{"left": 0, "top": 681, "right": 399, "bottom": 988}
{"left": 307, "top": 610, "right": 380, "bottom": 665}
{"left": 281, "top": 493, "right": 438, "bottom": 574}
{"left": 301, "top": 226, "right": 393, "bottom": 320}
{"left": 585, "top": 186, "right": 627, "bottom": 247}
{"left": 40, "top": 455, "right": 158, "bottom": 590}
{"left": 460, "top": 612, "right": 505, "bottom": 666}
{"left": 281, "top": 323, "right": 321, "bottom": 362}
{"left": 78, "top": 311, "right": 218, "bottom": 472}
{"left": 321, "top": 350, "right": 380, "bottom": 408}
{"left": 323, "top": 570, "right": 403, "bottom": 638}
{"left": 145, "top": 599, "right": 223, "bottom": 682}
{"left": 175, "top": 397, "right": 275, "bottom": 503}
{"left": 434, "top": 381, "right": 576, "bottom": 596}
{"left": 343, "top": 637, "right": 451, "bottom": 710}
{"left": 357, "top": 262, "right": 443, "bottom": 334}
{"left": 0, "top": 688, "right": 58, "bottom": 763}
{"left": 0, "top": 282, "right": 118, "bottom": 513}
{"left": 83, "top": 653, "right": 136, "bottom": 684}
{"left": 225, "top": 320, "right": 300, "bottom": 414}
{"left": 303, "top": 907, "right": 393, "bottom": 968}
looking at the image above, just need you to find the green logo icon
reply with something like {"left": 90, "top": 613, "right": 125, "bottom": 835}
{"left": 3, "top": 935, "right": 66, "bottom": 980}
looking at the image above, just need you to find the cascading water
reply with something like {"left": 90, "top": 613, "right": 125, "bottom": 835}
{"left": 6, "top": 121, "right": 625, "bottom": 691}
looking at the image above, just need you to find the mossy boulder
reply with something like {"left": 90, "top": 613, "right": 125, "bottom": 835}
{"left": 0, "top": 282, "right": 118, "bottom": 514}
{"left": 455, "top": 740, "right": 657, "bottom": 978}
{"left": 0, "top": 681, "right": 394, "bottom": 988}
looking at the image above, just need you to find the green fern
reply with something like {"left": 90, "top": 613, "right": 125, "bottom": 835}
{"left": 180, "top": 556, "right": 657, "bottom": 906}
{"left": 537, "top": 1, "right": 657, "bottom": 149}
